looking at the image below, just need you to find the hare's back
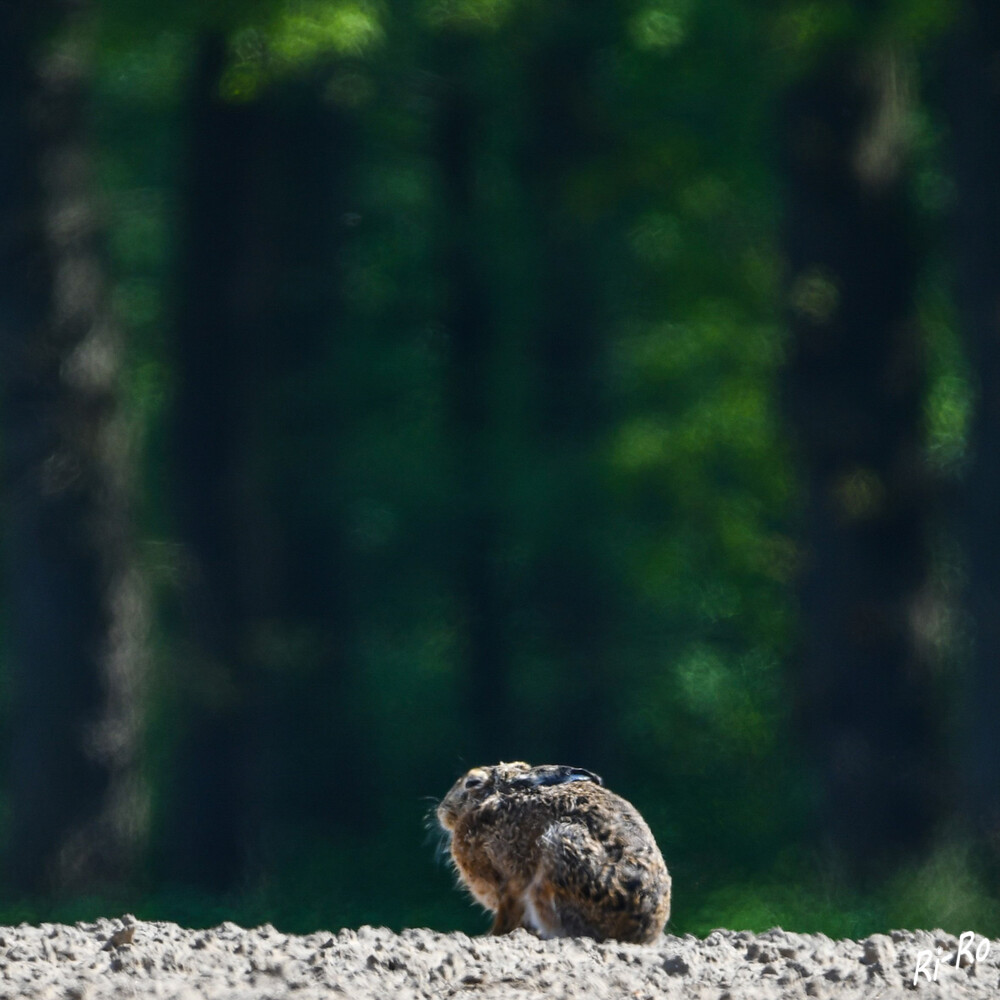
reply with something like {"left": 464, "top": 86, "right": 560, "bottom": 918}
{"left": 543, "top": 783, "right": 661, "bottom": 855}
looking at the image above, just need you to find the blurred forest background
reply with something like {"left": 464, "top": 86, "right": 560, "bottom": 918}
{"left": 1, "top": 0, "right": 1000, "bottom": 939}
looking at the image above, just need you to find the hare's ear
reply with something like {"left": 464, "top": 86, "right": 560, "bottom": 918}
{"left": 511, "top": 765, "right": 603, "bottom": 789}
{"left": 553, "top": 766, "right": 603, "bottom": 787}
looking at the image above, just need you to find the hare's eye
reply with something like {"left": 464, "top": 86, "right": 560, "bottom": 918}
{"left": 464, "top": 775, "right": 484, "bottom": 790}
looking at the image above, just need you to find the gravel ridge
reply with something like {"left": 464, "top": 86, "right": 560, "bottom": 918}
{"left": 0, "top": 918, "right": 993, "bottom": 998}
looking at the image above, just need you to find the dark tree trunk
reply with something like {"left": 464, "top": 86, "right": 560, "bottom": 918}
{"left": 780, "top": 47, "right": 942, "bottom": 874}
{"left": 519, "top": 7, "right": 615, "bottom": 767}
{"left": 167, "top": 35, "right": 260, "bottom": 891}
{"left": 434, "top": 35, "right": 512, "bottom": 761}
{"left": 0, "top": 2, "right": 147, "bottom": 893}
{"left": 944, "top": 3, "right": 1000, "bottom": 845}
{"left": 167, "top": 38, "right": 362, "bottom": 888}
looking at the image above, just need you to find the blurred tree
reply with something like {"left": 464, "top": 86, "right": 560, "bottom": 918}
{"left": 780, "top": 35, "right": 944, "bottom": 873}
{"left": 0, "top": 0, "right": 148, "bottom": 892}
{"left": 167, "top": 36, "right": 365, "bottom": 887}
{"left": 163, "top": 34, "right": 249, "bottom": 891}
{"left": 433, "top": 29, "right": 513, "bottom": 761}
{"left": 518, "top": 3, "right": 618, "bottom": 767}
{"left": 945, "top": 1, "right": 1000, "bottom": 847}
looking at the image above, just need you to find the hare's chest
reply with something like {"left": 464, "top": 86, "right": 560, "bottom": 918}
{"left": 449, "top": 822, "right": 506, "bottom": 908}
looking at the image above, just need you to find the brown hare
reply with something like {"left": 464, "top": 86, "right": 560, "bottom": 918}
{"left": 437, "top": 761, "right": 670, "bottom": 944}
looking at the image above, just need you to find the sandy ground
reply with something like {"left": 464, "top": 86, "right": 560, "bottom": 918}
{"left": 0, "top": 918, "right": 995, "bottom": 998}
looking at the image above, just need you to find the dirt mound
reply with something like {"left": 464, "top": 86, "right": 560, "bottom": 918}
{"left": 0, "top": 918, "right": 990, "bottom": 998}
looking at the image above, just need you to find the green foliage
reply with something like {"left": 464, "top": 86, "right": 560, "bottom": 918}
{"left": 11, "top": 0, "right": 988, "bottom": 940}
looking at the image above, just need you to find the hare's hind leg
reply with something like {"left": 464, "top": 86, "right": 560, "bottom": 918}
{"left": 521, "top": 863, "right": 565, "bottom": 938}
{"left": 527, "top": 821, "right": 607, "bottom": 939}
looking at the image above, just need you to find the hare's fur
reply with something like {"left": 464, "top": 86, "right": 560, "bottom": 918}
{"left": 437, "top": 761, "right": 670, "bottom": 944}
